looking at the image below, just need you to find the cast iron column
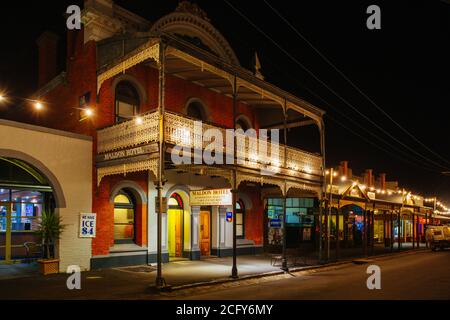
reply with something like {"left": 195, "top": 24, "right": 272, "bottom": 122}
{"left": 397, "top": 210, "right": 401, "bottom": 251}
{"left": 390, "top": 210, "right": 394, "bottom": 252}
{"left": 318, "top": 120, "right": 326, "bottom": 263}
{"left": 231, "top": 75, "right": 238, "bottom": 279}
{"left": 281, "top": 104, "right": 288, "bottom": 271}
{"left": 335, "top": 200, "right": 340, "bottom": 260}
{"left": 155, "top": 44, "right": 166, "bottom": 288}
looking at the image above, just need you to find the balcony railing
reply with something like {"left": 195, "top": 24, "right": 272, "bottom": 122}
{"left": 97, "top": 110, "right": 323, "bottom": 177}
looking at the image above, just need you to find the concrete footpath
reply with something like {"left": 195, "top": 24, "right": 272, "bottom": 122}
{"left": 0, "top": 245, "right": 428, "bottom": 299}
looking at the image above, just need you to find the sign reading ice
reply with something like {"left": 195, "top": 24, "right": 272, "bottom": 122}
{"left": 79, "top": 213, "right": 97, "bottom": 238}
{"left": 190, "top": 189, "right": 232, "bottom": 206}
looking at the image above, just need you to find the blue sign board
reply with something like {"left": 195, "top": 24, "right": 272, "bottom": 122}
{"left": 226, "top": 211, "right": 233, "bottom": 222}
{"left": 269, "top": 219, "right": 282, "bottom": 228}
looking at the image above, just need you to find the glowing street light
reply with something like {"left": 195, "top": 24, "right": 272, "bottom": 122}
{"left": 135, "top": 116, "right": 143, "bottom": 125}
{"left": 34, "top": 101, "right": 43, "bottom": 110}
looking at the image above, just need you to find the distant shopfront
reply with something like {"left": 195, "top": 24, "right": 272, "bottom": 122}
{"left": 266, "top": 197, "right": 318, "bottom": 249}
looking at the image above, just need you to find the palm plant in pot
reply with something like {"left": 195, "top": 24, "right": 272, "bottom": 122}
{"left": 36, "top": 210, "right": 65, "bottom": 275}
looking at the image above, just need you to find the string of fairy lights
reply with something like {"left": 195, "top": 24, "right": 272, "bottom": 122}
{"left": 325, "top": 169, "right": 450, "bottom": 215}
{"left": 1, "top": 92, "right": 448, "bottom": 214}
{"left": 0, "top": 93, "right": 147, "bottom": 124}
{"left": 0, "top": 93, "right": 94, "bottom": 120}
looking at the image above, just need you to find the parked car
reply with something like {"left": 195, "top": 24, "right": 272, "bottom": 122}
{"left": 426, "top": 225, "right": 450, "bottom": 251}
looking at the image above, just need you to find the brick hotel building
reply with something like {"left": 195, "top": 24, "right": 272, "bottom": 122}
{"left": 0, "top": 0, "right": 325, "bottom": 270}
{"left": 1, "top": 1, "right": 440, "bottom": 272}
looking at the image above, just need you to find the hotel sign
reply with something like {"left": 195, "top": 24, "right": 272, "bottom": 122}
{"left": 97, "top": 145, "right": 157, "bottom": 163}
{"left": 190, "top": 189, "right": 232, "bottom": 206}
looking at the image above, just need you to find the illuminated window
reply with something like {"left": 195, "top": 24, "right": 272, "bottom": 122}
{"left": 113, "top": 191, "right": 135, "bottom": 242}
{"left": 168, "top": 193, "right": 183, "bottom": 209}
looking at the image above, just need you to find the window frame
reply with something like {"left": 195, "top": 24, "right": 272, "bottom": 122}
{"left": 236, "top": 200, "right": 245, "bottom": 239}
{"left": 114, "top": 81, "right": 141, "bottom": 124}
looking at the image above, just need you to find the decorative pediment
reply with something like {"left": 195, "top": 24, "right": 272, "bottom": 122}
{"left": 342, "top": 183, "right": 369, "bottom": 200}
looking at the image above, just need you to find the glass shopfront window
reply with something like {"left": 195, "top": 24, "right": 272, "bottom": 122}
{"left": 0, "top": 189, "right": 43, "bottom": 232}
{"left": 267, "top": 198, "right": 316, "bottom": 246}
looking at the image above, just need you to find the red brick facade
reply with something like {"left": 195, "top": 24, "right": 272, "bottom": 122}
{"left": 37, "top": 23, "right": 265, "bottom": 259}
{"left": 92, "top": 172, "right": 148, "bottom": 256}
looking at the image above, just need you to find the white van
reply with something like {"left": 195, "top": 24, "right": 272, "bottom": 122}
{"left": 426, "top": 225, "right": 450, "bottom": 251}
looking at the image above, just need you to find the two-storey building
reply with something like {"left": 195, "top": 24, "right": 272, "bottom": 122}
{"left": 4, "top": 0, "right": 326, "bottom": 270}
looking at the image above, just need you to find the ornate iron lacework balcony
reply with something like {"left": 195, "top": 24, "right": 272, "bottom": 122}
{"left": 96, "top": 110, "right": 323, "bottom": 180}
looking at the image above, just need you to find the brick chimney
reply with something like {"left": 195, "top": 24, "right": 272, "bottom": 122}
{"left": 379, "top": 173, "right": 386, "bottom": 190}
{"left": 364, "top": 169, "right": 374, "bottom": 187}
{"left": 37, "top": 31, "right": 59, "bottom": 88}
{"left": 339, "top": 161, "right": 349, "bottom": 177}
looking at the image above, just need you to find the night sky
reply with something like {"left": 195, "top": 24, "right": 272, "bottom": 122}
{"left": 1, "top": 0, "right": 450, "bottom": 204}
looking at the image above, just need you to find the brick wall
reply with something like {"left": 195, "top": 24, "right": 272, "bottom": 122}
{"left": 92, "top": 172, "right": 148, "bottom": 256}
{"left": 239, "top": 184, "right": 263, "bottom": 245}
{"left": 36, "top": 30, "right": 265, "bottom": 258}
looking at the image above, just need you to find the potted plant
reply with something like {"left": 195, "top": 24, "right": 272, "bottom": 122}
{"left": 36, "top": 210, "right": 65, "bottom": 275}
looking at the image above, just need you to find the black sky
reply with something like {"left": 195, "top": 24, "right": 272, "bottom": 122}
{"left": 1, "top": 0, "right": 450, "bottom": 204}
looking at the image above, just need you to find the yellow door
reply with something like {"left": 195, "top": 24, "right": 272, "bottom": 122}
{"left": 168, "top": 209, "right": 183, "bottom": 257}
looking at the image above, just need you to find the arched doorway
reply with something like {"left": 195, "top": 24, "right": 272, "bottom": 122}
{"left": 168, "top": 193, "right": 184, "bottom": 258}
{"left": 340, "top": 204, "right": 365, "bottom": 248}
{"left": 0, "top": 157, "right": 55, "bottom": 262}
{"left": 113, "top": 191, "right": 136, "bottom": 244}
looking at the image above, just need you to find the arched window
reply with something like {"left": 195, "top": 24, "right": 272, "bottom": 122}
{"left": 168, "top": 193, "right": 183, "bottom": 209}
{"left": 236, "top": 200, "right": 245, "bottom": 238}
{"left": 113, "top": 190, "right": 135, "bottom": 243}
{"left": 186, "top": 100, "right": 206, "bottom": 121}
{"left": 0, "top": 157, "right": 55, "bottom": 260}
{"left": 115, "top": 81, "right": 140, "bottom": 123}
{"left": 236, "top": 116, "right": 252, "bottom": 132}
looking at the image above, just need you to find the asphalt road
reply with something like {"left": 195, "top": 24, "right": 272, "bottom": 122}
{"left": 177, "top": 250, "right": 450, "bottom": 300}
{"left": 0, "top": 250, "right": 448, "bottom": 299}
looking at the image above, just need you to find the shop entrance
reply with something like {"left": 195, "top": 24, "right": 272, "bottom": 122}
{"left": 113, "top": 191, "right": 135, "bottom": 244}
{"left": 341, "top": 204, "right": 364, "bottom": 248}
{"left": 200, "top": 209, "right": 211, "bottom": 256}
{"left": 0, "top": 157, "right": 55, "bottom": 263}
{"left": 168, "top": 193, "right": 184, "bottom": 258}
